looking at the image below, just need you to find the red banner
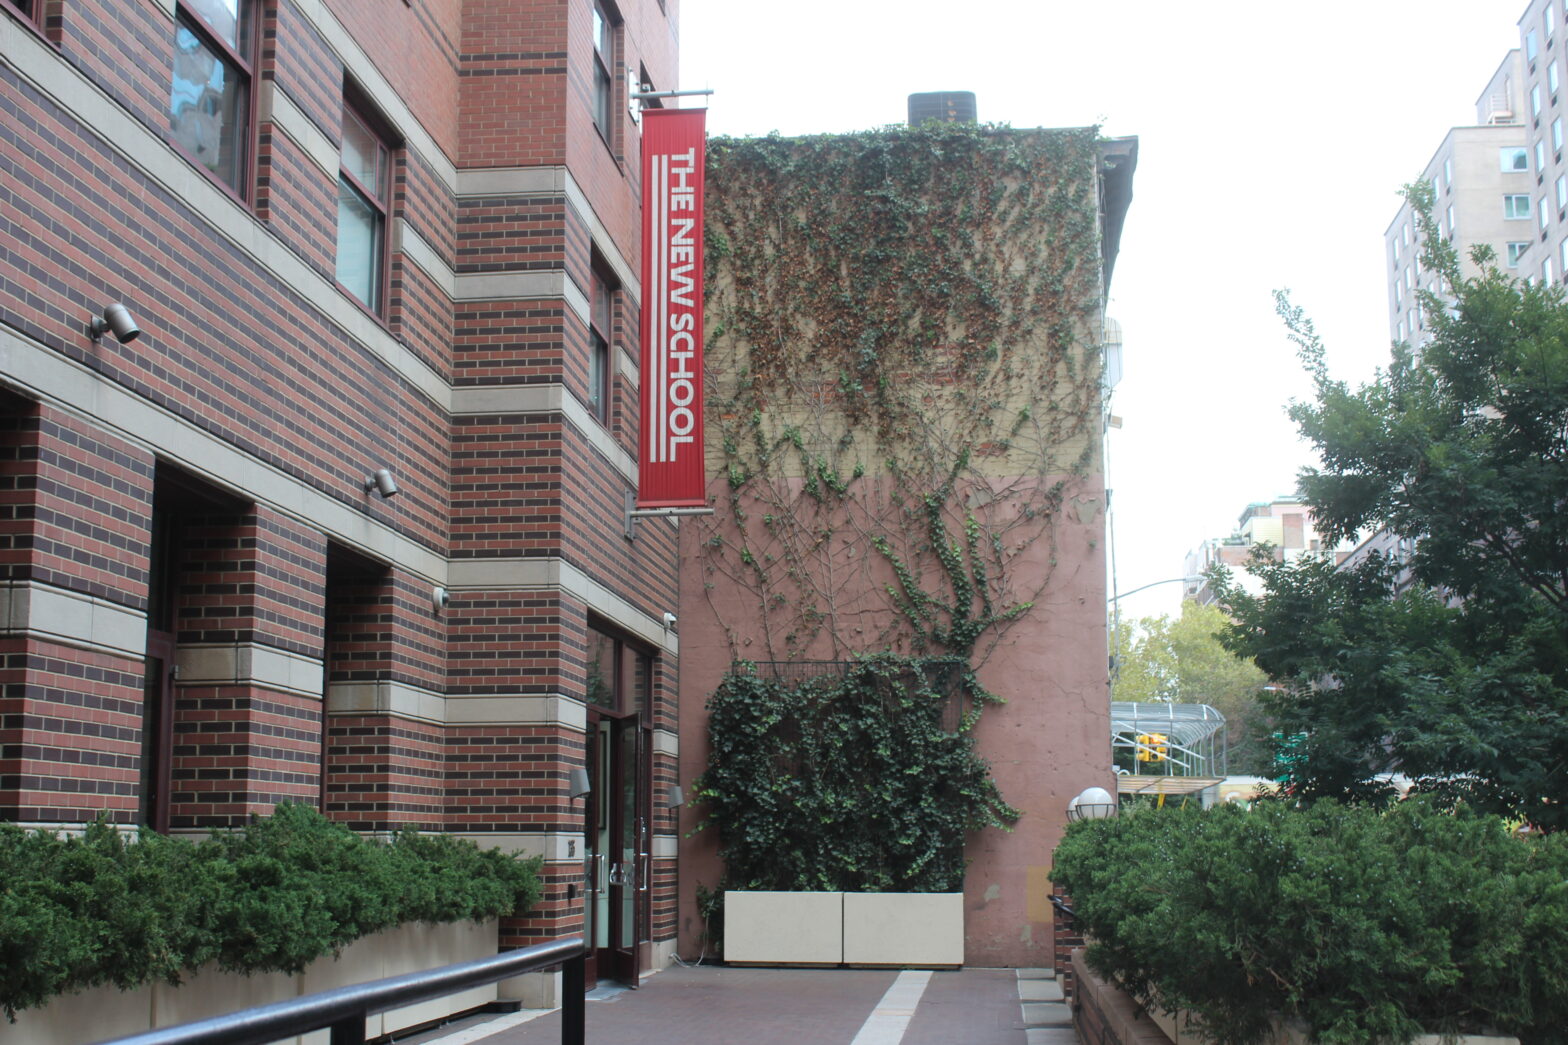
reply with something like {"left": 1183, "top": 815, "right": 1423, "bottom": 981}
{"left": 637, "top": 108, "right": 707, "bottom": 509}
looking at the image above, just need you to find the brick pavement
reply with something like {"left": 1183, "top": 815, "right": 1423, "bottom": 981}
{"left": 402, "top": 964, "right": 1080, "bottom": 1045}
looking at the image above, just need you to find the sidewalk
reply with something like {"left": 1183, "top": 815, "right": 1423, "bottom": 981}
{"left": 403, "top": 965, "right": 1078, "bottom": 1045}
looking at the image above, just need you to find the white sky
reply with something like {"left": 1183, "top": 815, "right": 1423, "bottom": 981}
{"left": 676, "top": 0, "right": 1522, "bottom": 622}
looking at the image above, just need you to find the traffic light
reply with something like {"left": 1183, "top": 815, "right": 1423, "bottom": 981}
{"left": 1135, "top": 732, "right": 1168, "bottom": 763}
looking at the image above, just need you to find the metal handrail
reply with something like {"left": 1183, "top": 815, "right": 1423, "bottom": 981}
{"left": 93, "top": 935, "right": 587, "bottom": 1045}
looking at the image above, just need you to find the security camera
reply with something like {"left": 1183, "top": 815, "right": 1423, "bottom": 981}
{"left": 89, "top": 303, "right": 141, "bottom": 344}
{"left": 365, "top": 468, "right": 400, "bottom": 498}
{"left": 662, "top": 611, "right": 677, "bottom": 629}
{"left": 433, "top": 586, "right": 450, "bottom": 610}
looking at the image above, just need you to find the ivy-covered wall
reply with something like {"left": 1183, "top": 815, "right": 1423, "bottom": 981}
{"left": 675, "top": 124, "right": 1135, "bottom": 967}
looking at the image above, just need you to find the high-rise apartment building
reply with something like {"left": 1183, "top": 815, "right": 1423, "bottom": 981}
{"left": 1386, "top": 1, "right": 1568, "bottom": 346}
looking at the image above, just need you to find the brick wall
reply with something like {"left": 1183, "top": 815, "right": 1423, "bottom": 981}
{"left": 1, "top": 0, "right": 683, "bottom": 973}
{"left": 1054, "top": 882, "right": 1085, "bottom": 995}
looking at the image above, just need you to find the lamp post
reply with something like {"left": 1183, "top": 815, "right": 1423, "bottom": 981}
{"left": 1108, "top": 575, "right": 1205, "bottom": 695}
{"left": 1108, "top": 575, "right": 1204, "bottom": 603}
{"left": 1067, "top": 785, "right": 1117, "bottom": 822}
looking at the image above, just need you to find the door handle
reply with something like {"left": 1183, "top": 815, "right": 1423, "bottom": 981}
{"left": 608, "top": 862, "right": 627, "bottom": 886}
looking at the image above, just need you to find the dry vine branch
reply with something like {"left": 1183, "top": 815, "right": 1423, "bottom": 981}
{"left": 698, "top": 124, "right": 1109, "bottom": 672}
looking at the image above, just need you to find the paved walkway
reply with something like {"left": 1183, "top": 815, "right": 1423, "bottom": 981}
{"left": 401, "top": 965, "right": 1078, "bottom": 1045}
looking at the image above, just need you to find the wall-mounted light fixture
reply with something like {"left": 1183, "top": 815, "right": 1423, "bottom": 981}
{"left": 567, "top": 767, "right": 592, "bottom": 799}
{"left": 364, "top": 468, "right": 399, "bottom": 498}
{"left": 433, "top": 586, "right": 450, "bottom": 611}
{"left": 667, "top": 783, "right": 685, "bottom": 809}
{"left": 88, "top": 303, "right": 141, "bottom": 344}
{"left": 662, "top": 611, "right": 677, "bottom": 630}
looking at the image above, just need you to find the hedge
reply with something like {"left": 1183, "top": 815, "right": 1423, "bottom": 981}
{"left": 1050, "top": 800, "right": 1568, "bottom": 1045}
{"left": 695, "top": 657, "right": 1015, "bottom": 893}
{"left": 0, "top": 803, "right": 543, "bottom": 1019}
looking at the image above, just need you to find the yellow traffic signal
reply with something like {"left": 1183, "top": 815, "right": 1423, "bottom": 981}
{"left": 1136, "top": 732, "right": 1168, "bottom": 763}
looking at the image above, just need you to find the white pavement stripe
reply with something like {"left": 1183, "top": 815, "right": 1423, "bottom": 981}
{"left": 850, "top": 969, "right": 934, "bottom": 1045}
{"left": 420, "top": 1006, "right": 553, "bottom": 1045}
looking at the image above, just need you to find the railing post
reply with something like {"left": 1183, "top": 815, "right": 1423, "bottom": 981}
{"left": 328, "top": 1011, "right": 367, "bottom": 1045}
{"left": 561, "top": 952, "right": 585, "bottom": 1045}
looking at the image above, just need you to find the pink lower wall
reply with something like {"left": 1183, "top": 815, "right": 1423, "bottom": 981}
{"left": 673, "top": 474, "right": 1112, "bottom": 967}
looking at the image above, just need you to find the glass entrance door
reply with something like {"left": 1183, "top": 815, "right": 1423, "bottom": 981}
{"left": 584, "top": 711, "right": 645, "bottom": 988}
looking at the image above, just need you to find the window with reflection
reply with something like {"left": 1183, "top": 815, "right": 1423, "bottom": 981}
{"left": 591, "top": 1, "right": 616, "bottom": 142}
{"left": 589, "top": 265, "right": 616, "bottom": 423}
{"left": 336, "top": 98, "right": 392, "bottom": 313}
{"left": 584, "top": 624, "right": 651, "bottom": 716}
{"left": 169, "top": 0, "right": 253, "bottom": 195}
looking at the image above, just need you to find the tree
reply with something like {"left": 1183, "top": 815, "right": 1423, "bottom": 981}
{"left": 1218, "top": 181, "right": 1568, "bottom": 829}
{"left": 1112, "top": 601, "right": 1273, "bottom": 775}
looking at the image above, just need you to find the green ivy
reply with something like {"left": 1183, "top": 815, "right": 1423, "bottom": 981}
{"left": 1051, "top": 801, "right": 1568, "bottom": 1045}
{"left": 695, "top": 656, "right": 1018, "bottom": 894}
{"left": 697, "top": 122, "right": 1105, "bottom": 661}
{"left": 0, "top": 803, "right": 543, "bottom": 1020}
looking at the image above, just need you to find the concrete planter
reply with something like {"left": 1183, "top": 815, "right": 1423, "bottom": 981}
{"left": 7, "top": 919, "right": 500, "bottom": 1045}
{"left": 724, "top": 890, "right": 963, "bottom": 967}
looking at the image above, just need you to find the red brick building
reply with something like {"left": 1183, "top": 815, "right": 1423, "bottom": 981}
{"left": 0, "top": 0, "right": 681, "bottom": 993}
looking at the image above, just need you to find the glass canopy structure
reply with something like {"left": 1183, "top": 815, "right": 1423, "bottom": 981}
{"left": 1111, "top": 701, "right": 1228, "bottom": 778}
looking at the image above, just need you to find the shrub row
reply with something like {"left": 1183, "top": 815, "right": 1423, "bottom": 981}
{"left": 0, "top": 803, "right": 543, "bottom": 1019}
{"left": 1050, "top": 800, "right": 1568, "bottom": 1045}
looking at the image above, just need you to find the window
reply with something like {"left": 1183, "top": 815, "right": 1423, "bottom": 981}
{"left": 585, "top": 625, "right": 651, "bottom": 715}
{"left": 1546, "top": 257, "right": 1555, "bottom": 284}
{"left": 1550, "top": 5, "right": 1558, "bottom": 40}
{"left": 1506, "top": 194, "right": 1532, "bottom": 219}
{"left": 1543, "top": 195, "right": 1553, "bottom": 232}
{"left": 588, "top": 265, "right": 615, "bottom": 424}
{"left": 1392, "top": 238, "right": 1400, "bottom": 264}
{"left": 1508, "top": 241, "right": 1531, "bottom": 267}
{"left": 1553, "top": 61, "right": 1562, "bottom": 97}
{"left": 1405, "top": 267, "right": 1414, "bottom": 290}
{"left": 1396, "top": 320, "right": 1405, "bottom": 341}
{"left": 2, "top": 0, "right": 37, "bottom": 23}
{"left": 1538, "top": 139, "right": 1549, "bottom": 172}
{"left": 1534, "top": 84, "right": 1544, "bottom": 121}
{"left": 1504, "top": 146, "right": 1530, "bottom": 172}
{"left": 1560, "top": 236, "right": 1568, "bottom": 275}
{"left": 1444, "top": 157, "right": 1453, "bottom": 192}
{"left": 169, "top": 0, "right": 255, "bottom": 195}
{"left": 336, "top": 98, "right": 392, "bottom": 313}
{"left": 591, "top": 1, "right": 616, "bottom": 143}
{"left": 1556, "top": 118, "right": 1565, "bottom": 155}
{"left": 1529, "top": 28, "right": 1540, "bottom": 63}
{"left": 1403, "top": 222, "right": 1411, "bottom": 244}
{"left": 1446, "top": 204, "right": 1456, "bottom": 235}
{"left": 1558, "top": 173, "right": 1567, "bottom": 210}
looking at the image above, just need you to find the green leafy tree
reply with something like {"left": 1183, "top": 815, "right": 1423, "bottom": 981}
{"left": 1112, "top": 602, "right": 1273, "bottom": 774}
{"left": 1218, "top": 180, "right": 1568, "bottom": 828}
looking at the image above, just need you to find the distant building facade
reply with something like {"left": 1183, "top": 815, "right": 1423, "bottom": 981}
{"left": 1185, "top": 497, "right": 1349, "bottom": 604}
{"left": 1386, "top": 2, "right": 1568, "bottom": 347}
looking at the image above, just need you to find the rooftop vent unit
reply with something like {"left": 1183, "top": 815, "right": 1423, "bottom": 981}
{"left": 1485, "top": 91, "right": 1517, "bottom": 124}
{"left": 908, "top": 91, "right": 977, "bottom": 127}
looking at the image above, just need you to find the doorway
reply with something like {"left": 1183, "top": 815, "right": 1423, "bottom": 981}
{"left": 583, "top": 711, "right": 647, "bottom": 988}
{"left": 580, "top": 626, "right": 653, "bottom": 989}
